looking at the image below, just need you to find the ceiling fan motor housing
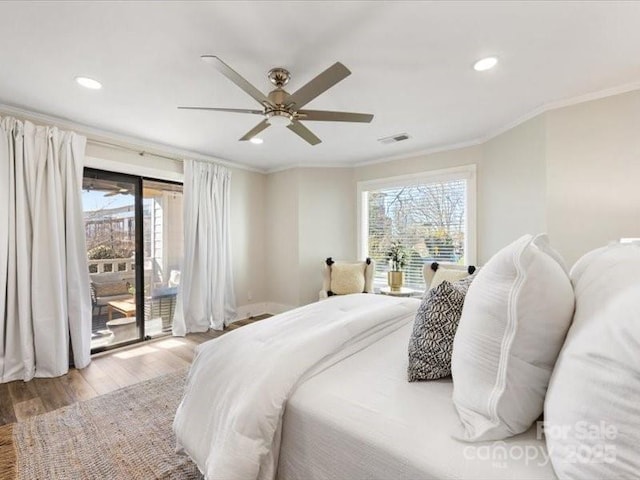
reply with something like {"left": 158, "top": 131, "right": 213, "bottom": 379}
{"left": 266, "top": 88, "right": 295, "bottom": 125}
{"left": 267, "top": 88, "right": 290, "bottom": 107}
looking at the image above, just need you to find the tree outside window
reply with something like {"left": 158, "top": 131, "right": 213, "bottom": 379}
{"left": 366, "top": 179, "right": 467, "bottom": 287}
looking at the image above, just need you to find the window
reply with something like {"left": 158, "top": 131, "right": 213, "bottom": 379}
{"left": 358, "top": 165, "right": 476, "bottom": 289}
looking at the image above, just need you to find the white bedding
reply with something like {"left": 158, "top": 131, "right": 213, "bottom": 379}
{"left": 278, "top": 322, "right": 557, "bottom": 480}
{"left": 173, "top": 294, "right": 419, "bottom": 480}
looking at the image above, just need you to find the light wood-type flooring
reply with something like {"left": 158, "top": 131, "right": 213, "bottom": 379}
{"left": 0, "top": 315, "right": 269, "bottom": 427}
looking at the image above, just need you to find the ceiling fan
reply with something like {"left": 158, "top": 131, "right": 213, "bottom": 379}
{"left": 178, "top": 56, "right": 374, "bottom": 146}
{"left": 103, "top": 183, "right": 132, "bottom": 197}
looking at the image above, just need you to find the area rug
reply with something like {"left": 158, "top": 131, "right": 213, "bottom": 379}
{"left": 0, "top": 368, "right": 201, "bottom": 480}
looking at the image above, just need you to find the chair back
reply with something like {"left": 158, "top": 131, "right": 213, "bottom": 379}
{"left": 423, "top": 262, "right": 477, "bottom": 290}
{"left": 320, "top": 258, "right": 375, "bottom": 299}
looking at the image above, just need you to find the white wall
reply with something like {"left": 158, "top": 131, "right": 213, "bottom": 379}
{"left": 545, "top": 89, "right": 640, "bottom": 265}
{"left": 297, "top": 168, "right": 357, "bottom": 305}
{"left": 229, "top": 167, "right": 268, "bottom": 306}
{"left": 479, "top": 115, "right": 547, "bottom": 262}
{"left": 85, "top": 143, "right": 183, "bottom": 181}
{"left": 353, "top": 145, "right": 481, "bottom": 183}
{"left": 264, "top": 168, "right": 356, "bottom": 307}
{"left": 265, "top": 169, "right": 300, "bottom": 307}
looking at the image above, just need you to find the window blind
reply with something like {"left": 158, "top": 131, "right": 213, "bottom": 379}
{"left": 365, "top": 178, "right": 468, "bottom": 288}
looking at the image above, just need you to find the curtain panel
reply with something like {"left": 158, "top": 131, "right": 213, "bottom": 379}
{"left": 173, "top": 160, "right": 237, "bottom": 335}
{"left": 0, "top": 116, "right": 91, "bottom": 383}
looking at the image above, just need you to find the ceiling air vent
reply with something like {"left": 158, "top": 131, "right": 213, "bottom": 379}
{"left": 378, "top": 133, "right": 411, "bottom": 145}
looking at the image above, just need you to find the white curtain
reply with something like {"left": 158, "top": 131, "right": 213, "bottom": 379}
{"left": 0, "top": 116, "right": 92, "bottom": 383}
{"left": 173, "top": 160, "right": 236, "bottom": 335}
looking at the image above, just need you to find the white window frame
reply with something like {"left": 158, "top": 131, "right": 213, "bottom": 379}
{"left": 357, "top": 164, "right": 477, "bottom": 285}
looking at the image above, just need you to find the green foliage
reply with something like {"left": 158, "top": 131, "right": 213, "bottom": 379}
{"left": 87, "top": 244, "right": 133, "bottom": 260}
{"left": 386, "top": 240, "right": 408, "bottom": 271}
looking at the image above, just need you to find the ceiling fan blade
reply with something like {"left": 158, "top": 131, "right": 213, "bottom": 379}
{"left": 286, "top": 62, "right": 351, "bottom": 109}
{"left": 297, "top": 109, "right": 374, "bottom": 123}
{"left": 178, "top": 106, "right": 263, "bottom": 115}
{"left": 201, "top": 55, "right": 272, "bottom": 107}
{"left": 287, "top": 120, "right": 322, "bottom": 146}
{"left": 239, "top": 119, "right": 270, "bottom": 141}
{"left": 104, "top": 191, "right": 119, "bottom": 197}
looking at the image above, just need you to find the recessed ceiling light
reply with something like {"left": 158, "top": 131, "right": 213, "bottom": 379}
{"left": 75, "top": 76, "right": 102, "bottom": 90}
{"left": 473, "top": 57, "right": 498, "bottom": 72}
{"left": 249, "top": 137, "right": 263, "bottom": 145}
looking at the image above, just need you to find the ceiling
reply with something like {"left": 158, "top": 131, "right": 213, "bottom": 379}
{"left": 0, "top": 1, "right": 639, "bottom": 171}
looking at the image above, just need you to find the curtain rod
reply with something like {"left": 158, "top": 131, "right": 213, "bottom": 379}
{"left": 87, "top": 138, "right": 181, "bottom": 163}
{"left": 1, "top": 103, "right": 262, "bottom": 173}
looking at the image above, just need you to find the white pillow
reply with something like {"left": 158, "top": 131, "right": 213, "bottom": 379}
{"left": 330, "top": 263, "right": 366, "bottom": 295}
{"left": 544, "top": 244, "right": 640, "bottom": 479}
{"left": 451, "top": 234, "right": 574, "bottom": 441}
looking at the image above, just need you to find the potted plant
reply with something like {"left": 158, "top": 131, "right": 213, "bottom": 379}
{"left": 386, "top": 241, "right": 408, "bottom": 291}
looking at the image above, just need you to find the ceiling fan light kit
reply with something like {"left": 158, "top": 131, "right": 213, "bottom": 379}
{"left": 178, "top": 56, "right": 374, "bottom": 145}
{"left": 266, "top": 110, "right": 293, "bottom": 127}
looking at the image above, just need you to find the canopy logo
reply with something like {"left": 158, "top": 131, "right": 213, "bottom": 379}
{"left": 462, "top": 421, "right": 618, "bottom": 468}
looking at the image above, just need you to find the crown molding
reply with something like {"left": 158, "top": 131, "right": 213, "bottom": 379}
{"left": 0, "top": 102, "right": 264, "bottom": 174}
{"left": 477, "top": 80, "right": 640, "bottom": 144}
{"left": 264, "top": 161, "right": 357, "bottom": 174}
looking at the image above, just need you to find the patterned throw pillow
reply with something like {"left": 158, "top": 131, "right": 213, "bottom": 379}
{"left": 407, "top": 274, "right": 475, "bottom": 381}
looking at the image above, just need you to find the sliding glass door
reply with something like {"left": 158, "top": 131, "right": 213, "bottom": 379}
{"left": 82, "top": 169, "right": 183, "bottom": 352}
{"left": 142, "top": 180, "right": 183, "bottom": 338}
{"left": 83, "top": 170, "right": 141, "bottom": 351}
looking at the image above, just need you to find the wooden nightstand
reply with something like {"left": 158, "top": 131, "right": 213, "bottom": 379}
{"left": 378, "top": 287, "right": 422, "bottom": 297}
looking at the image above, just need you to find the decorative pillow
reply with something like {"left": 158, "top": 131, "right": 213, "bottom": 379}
{"left": 451, "top": 234, "right": 574, "bottom": 442}
{"left": 330, "top": 263, "right": 366, "bottom": 295}
{"left": 430, "top": 268, "right": 471, "bottom": 290}
{"left": 544, "top": 243, "right": 640, "bottom": 479}
{"left": 93, "top": 281, "right": 130, "bottom": 297}
{"left": 408, "top": 274, "right": 476, "bottom": 381}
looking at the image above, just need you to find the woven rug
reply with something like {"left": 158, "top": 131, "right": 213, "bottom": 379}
{"left": 0, "top": 368, "right": 202, "bottom": 480}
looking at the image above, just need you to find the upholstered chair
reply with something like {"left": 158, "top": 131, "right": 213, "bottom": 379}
{"left": 319, "top": 257, "right": 375, "bottom": 300}
{"left": 422, "top": 262, "right": 477, "bottom": 290}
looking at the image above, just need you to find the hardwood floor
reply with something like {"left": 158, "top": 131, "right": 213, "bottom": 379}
{"left": 0, "top": 315, "right": 269, "bottom": 427}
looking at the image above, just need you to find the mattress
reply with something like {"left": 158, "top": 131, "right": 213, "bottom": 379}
{"left": 277, "top": 323, "right": 557, "bottom": 480}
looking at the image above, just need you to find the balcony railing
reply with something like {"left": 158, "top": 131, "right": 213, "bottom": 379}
{"left": 88, "top": 258, "right": 135, "bottom": 274}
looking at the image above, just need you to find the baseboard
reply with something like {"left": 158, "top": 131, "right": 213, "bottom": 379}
{"left": 232, "top": 302, "right": 296, "bottom": 322}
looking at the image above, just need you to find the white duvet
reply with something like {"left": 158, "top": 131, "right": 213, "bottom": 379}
{"left": 173, "top": 293, "right": 419, "bottom": 480}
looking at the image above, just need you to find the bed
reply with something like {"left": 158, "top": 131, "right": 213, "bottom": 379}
{"left": 174, "top": 294, "right": 556, "bottom": 480}
{"left": 279, "top": 321, "right": 555, "bottom": 480}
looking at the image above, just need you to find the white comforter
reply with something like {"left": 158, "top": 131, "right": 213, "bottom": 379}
{"left": 173, "top": 294, "right": 420, "bottom": 480}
